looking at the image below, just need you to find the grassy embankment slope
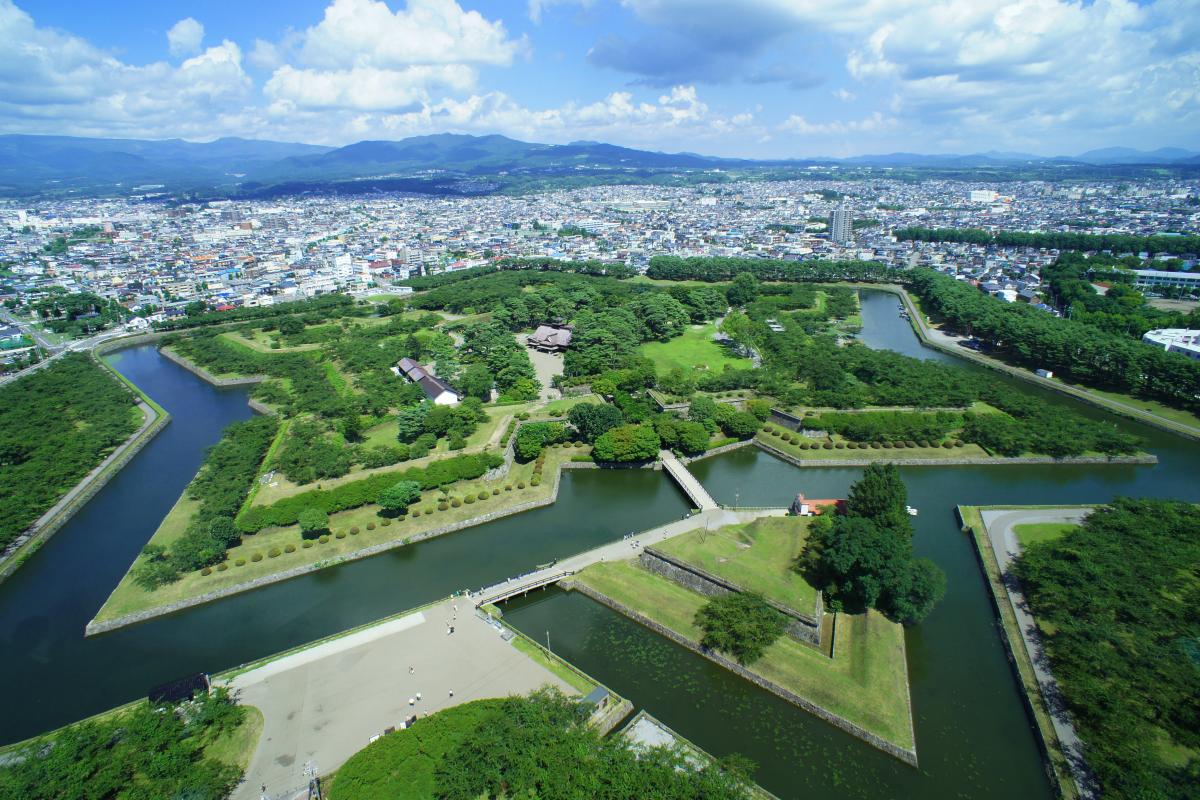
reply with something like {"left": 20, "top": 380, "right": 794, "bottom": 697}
{"left": 94, "top": 443, "right": 582, "bottom": 623}
{"left": 958, "top": 505, "right": 1080, "bottom": 800}
{"left": 654, "top": 517, "right": 818, "bottom": 613}
{"left": 572, "top": 516, "right": 912, "bottom": 753}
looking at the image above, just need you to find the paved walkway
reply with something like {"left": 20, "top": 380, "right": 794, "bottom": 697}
{"left": 980, "top": 507, "right": 1096, "bottom": 799}
{"left": 223, "top": 598, "right": 573, "bottom": 800}
{"left": 659, "top": 450, "right": 719, "bottom": 510}
{"left": 473, "top": 507, "right": 782, "bottom": 607}
{"left": 516, "top": 333, "right": 564, "bottom": 401}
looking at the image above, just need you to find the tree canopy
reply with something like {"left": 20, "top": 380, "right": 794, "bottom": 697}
{"left": 695, "top": 591, "right": 788, "bottom": 664}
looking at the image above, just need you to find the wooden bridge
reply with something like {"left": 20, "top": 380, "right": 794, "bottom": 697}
{"left": 474, "top": 570, "right": 576, "bottom": 607}
{"left": 659, "top": 450, "right": 719, "bottom": 510}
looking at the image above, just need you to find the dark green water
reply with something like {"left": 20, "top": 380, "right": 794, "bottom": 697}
{"left": 0, "top": 345, "right": 689, "bottom": 745}
{"left": 503, "top": 289, "right": 1200, "bottom": 800}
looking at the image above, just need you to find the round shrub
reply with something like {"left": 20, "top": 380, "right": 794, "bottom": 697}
{"left": 411, "top": 509, "right": 422, "bottom": 517}
{"left": 235, "top": 558, "right": 247, "bottom": 566}
{"left": 336, "top": 531, "right": 347, "bottom": 539}
{"left": 378, "top": 518, "right": 390, "bottom": 527}
{"left": 201, "top": 567, "right": 212, "bottom": 576}
{"left": 479, "top": 491, "right": 490, "bottom": 500}
{"left": 464, "top": 495, "right": 476, "bottom": 504}
{"left": 954, "top": 439, "right": 965, "bottom": 447}
{"left": 284, "top": 543, "right": 296, "bottom": 553}
{"left": 918, "top": 440, "right": 930, "bottom": 448}
{"left": 319, "top": 535, "right": 329, "bottom": 544}
{"left": 835, "top": 442, "right": 846, "bottom": 449}
{"left": 822, "top": 441, "right": 834, "bottom": 450}
{"left": 438, "top": 502, "right": 449, "bottom": 511}
{"left": 871, "top": 441, "right": 882, "bottom": 449}
{"left": 883, "top": 441, "right": 894, "bottom": 449}
{"left": 894, "top": 441, "right": 907, "bottom": 449}
{"left": 505, "top": 484, "right": 513, "bottom": 491}
{"left": 907, "top": 440, "right": 918, "bottom": 449}
{"left": 518, "top": 412, "right": 530, "bottom": 420}
{"left": 251, "top": 552, "right": 263, "bottom": 562}
{"left": 531, "top": 476, "right": 541, "bottom": 486}
{"left": 451, "top": 498, "right": 462, "bottom": 508}
{"left": 217, "top": 562, "right": 228, "bottom": 572}
{"left": 268, "top": 547, "right": 281, "bottom": 558}
{"left": 366, "top": 522, "right": 376, "bottom": 530}
{"left": 302, "top": 540, "right": 313, "bottom": 549}
{"left": 350, "top": 526, "right": 360, "bottom": 535}
{"left": 492, "top": 488, "right": 500, "bottom": 496}
{"left": 517, "top": 481, "right": 526, "bottom": 489}
{"left": 942, "top": 441, "right": 954, "bottom": 449}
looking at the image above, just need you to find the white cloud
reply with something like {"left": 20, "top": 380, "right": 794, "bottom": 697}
{"left": 781, "top": 111, "right": 893, "bottom": 136}
{"left": 167, "top": 17, "right": 204, "bottom": 58}
{"left": 528, "top": 0, "right": 593, "bottom": 24}
{"left": 265, "top": 64, "right": 476, "bottom": 111}
{"left": 296, "top": 0, "right": 521, "bottom": 69}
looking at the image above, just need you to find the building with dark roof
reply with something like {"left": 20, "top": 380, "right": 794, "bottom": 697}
{"left": 394, "top": 357, "right": 460, "bottom": 405}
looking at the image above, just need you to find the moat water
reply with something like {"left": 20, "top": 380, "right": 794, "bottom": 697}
{"left": 2, "top": 290, "right": 1197, "bottom": 800}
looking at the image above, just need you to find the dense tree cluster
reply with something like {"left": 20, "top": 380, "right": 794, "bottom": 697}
{"left": 0, "top": 353, "right": 140, "bottom": 550}
{"left": 155, "top": 293, "right": 357, "bottom": 331}
{"left": 514, "top": 421, "right": 567, "bottom": 461}
{"left": 1043, "top": 253, "right": 1199, "bottom": 336}
{"left": 908, "top": 269, "right": 1200, "bottom": 413}
{"left": 135, "top": 415, "right": 278, "bottom": 587}
{"left": 592, "top": 423, "right": 662, "bottom": 462}
{"left": 1015, "top": 498, "right": 1200, "bottom": 799}
{"left": 458, "top": 322, "right": 540, "bottom": 401}
{"left": 330, "top": 690, "right": 756, "bottom": 800}
{"left": 236, "top": 452, "right": 503, "bottom": 532}
{"left": 567, "top": 402, "right": 624, "bottom": 442}
{"left": 0, "top": 688, "right": 246, "bottom": 800}
{"left": 646, "top": 255, "right": 904, "bottom": 283}
{"left": 895, "top": 226, "right": 1200, "bottom": 256}
{"left": 695, "top": 591, "right": 788, "bottom": 664}
{"left": 31, "top": 290, "right": 127, "bottom": 335}
{"left": 799, "top": 464, "right": 946, "bottom": 625}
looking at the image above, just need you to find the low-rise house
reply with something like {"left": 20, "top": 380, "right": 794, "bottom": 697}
{"left": 527, "top": 324, "right": 572, "bottom": 352}
{"left": 394, "top": 357, "right": 461, "bottom": 405}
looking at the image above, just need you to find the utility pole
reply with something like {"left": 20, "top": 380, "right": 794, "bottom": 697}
{"left": 546, "top": 630, "right": 551, "bottom": 653}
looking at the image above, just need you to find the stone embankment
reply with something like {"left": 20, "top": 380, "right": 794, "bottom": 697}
{"left": 562, "top": 579, "right": 918, "bottom": 767}
{"left": 158, "top": 346, "right": 267, "bottom": 386}
{"left": 753, "top": 439, "right": 1157, "bottom": 469}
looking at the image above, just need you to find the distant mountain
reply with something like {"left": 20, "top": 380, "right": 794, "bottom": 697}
{"left": 250, "top": 132, "right": 737, "bottom": 182}
{"left": 0, "top": 134, "right": 332, "bottom": 193}
{"left": 1071, "top": 147, "right": 1200, "bottom": 165}
{"left": 0, "top": 131, "right": 1195, "bottom": 197}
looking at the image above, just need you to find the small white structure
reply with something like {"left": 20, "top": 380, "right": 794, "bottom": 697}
{"left": 1142, "top": 329, "right": 1200, "bottom": 361}
{"left": 1035, "top": 368, "right": 1054, "bottom": 379}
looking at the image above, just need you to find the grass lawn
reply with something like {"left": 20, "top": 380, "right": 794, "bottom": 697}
{"left": 639, "top": 324, "right": 751, "bottom": 374}
{"left": 203, "top": 705, "right": 265, "bottom": 773}
{"left": 1075, "top": 384, "right": 1200, "bottom": 432}
{"left": 509, "top": 636, "right": 596, "bottom": 694}
{"left": 655, "top": 517, "right": 819, "bottom": 614}
{"left": 94, "top": 448, "right": 580, "bottom": 623}
{"left": 757, "top": 425, "right": 989, "bottom": 461}
{"left": 573, "top": 561, "right": 912, "bottom": 752}
{"left": 219, "top": 330, "right": 319, "bottom": 353}
{"left": 1013, "top": 522, "right": 1078, "bottom": 549}
{"left": 537, "top": 393, "right": 603, "bottom": 417}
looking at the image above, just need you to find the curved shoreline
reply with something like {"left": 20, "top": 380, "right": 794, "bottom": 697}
{"left": 0, "top": 339, "right": 171, "bottom": 584}
{"left": 869, "top": 283, "right": 1200, "bottom": 442}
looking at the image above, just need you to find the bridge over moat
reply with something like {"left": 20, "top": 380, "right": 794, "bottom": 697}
{"left": 659, "top": 450, "right": 719, "bottom": 510}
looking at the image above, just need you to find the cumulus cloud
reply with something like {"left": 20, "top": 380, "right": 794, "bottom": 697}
{"left": 265, "top": 64, "right": 476, "bottom": 112}
{"left": 167, "top": 17, "right": 204, "bottom": 58}
{"left": 781, "top": 112, "right": 893, "bottom": 136}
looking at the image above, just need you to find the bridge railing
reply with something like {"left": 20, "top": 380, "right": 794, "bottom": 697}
{"left": 473, "top": 569, "right": 575, "bottom": 607}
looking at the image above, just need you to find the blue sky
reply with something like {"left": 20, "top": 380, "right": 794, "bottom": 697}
{"left": 3, "top": 0, "right": 1197, "bottom": 157}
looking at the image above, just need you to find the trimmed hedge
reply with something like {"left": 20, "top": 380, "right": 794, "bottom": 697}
{"left": 236, "top": 451, "right": 503, "bottom": 533}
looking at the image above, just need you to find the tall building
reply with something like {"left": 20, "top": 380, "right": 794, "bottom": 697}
{"left": 829, "top": 203, "right": 853, "bottom": 244}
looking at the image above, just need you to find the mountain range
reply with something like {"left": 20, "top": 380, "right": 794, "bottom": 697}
{"left": 0, "top": 132, "right": 1196, "bottom": 197}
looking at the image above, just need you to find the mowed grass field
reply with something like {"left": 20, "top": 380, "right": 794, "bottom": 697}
{"left": 573, "top": 561, "right": 912, "bottom": 751}
{"left": 639, "top": 324, "right": 751, "bottom": 374}
{"left": 1013, "top": 522, "right": 1079, "bottom": 549}
{"left": 654, "top": 517, "right": 819, "bottom": 614}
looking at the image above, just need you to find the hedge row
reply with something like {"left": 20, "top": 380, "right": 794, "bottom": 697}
{"left": 236, "top": 451, "right": 503, "bottom": 532}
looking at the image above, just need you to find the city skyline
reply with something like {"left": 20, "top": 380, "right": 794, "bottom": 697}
{"left": 2, "top": 0, "right": 1198, "bottom": 158}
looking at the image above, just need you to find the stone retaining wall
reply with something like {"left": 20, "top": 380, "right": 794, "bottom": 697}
{"left": 159, "top": 346, "right": 267, "bottom": 386}
{"left": 679, "top": 438, "right": 755, "bottom": 464}
{"left": 754, "top": 438, "right": 1157, "bottom": 469}
{"left": 638, "top": 548, "right": 821, "bottom": 645}
{"left": 562, "top": 579, "right": 918, "bottom": 767}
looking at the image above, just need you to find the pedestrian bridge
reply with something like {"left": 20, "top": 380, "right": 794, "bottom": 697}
{"left": 659, "top": 450, "right": 719, "bottom": 510}
{"left": 474, "top": 570, "right": 575, "bottom": 607}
